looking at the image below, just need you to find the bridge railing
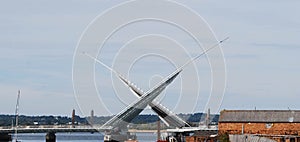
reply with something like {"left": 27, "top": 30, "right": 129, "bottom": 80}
{"left": 0, "top": 124, "right": 103, "bottom": 130}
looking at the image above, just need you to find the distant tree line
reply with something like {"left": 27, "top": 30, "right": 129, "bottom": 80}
{"left": 0, "top": 113, "right": 219, "bottom": 126}
{"left": 0, "top": 115, "right": 87, "bottom": 126}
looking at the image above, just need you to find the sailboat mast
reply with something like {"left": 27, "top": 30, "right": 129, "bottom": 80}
{"left": 14, "top": 90, "right": 20, "bottom": 140}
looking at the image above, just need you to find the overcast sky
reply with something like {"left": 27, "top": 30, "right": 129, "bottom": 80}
{"left": 1, "top": 0, "right": 300, "bottom": 116}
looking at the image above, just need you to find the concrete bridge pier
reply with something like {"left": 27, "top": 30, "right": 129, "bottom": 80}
{"left": 46, "top": 132, "right": 56, "bottom": 142}
{"left": 0, "top": 133, "right": 11, "bottom": 142}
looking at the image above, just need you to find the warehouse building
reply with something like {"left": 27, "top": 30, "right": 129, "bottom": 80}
{"left": 218, "top": 110, "right": 300, "bottom": 142}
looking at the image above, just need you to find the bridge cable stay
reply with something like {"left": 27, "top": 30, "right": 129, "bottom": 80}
{"left": 83, "top": 36, "right": 229, "bottom": 94}
{"left": 177, "top": 37, "right": 229, "bottom": 72}
{"left": 83, "top": 37, "right": 229, "bottom": 87}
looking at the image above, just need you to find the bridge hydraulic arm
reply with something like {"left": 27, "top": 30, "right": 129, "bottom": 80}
{"left": 101, "top": 70, "right": 181, "bottom": 130}
{"left": 118, "top": 75, "right": 190, "bottom": 128}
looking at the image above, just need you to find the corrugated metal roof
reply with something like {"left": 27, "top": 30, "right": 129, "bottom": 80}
{"left": 219, "top": 110, "right": 300, "bottom": 123}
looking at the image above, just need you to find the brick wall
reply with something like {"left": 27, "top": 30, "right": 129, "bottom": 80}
{"left": 219, "top": 122, "right": 300, "bottom": 135}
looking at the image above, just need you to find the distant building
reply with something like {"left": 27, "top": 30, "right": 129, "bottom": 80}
{"left": 218, "top": 110, "right": 300, "bottom": 142}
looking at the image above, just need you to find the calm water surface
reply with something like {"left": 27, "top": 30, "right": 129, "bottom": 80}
{"left": 13, "top": 132, "right": 157, "bottom": 142}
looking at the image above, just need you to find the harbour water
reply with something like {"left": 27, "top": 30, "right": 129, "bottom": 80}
{"left": 12, "top": 132, "right": 157, "bottom": 142}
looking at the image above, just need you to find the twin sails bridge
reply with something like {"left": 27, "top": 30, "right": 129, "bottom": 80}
{"left": 0, "top": 40, "right": 226, "bottom": 142}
